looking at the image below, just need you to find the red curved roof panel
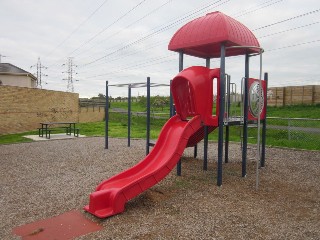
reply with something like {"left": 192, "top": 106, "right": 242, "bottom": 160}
{"left": 168, "top": 11, "right": 260, "bottom": 58}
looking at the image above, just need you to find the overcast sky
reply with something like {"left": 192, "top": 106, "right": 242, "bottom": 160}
{"left": 1, "top": 0, "right": 319, "bottom": 97}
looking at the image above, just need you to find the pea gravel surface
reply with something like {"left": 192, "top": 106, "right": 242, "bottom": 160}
{"left": 1, "top": 137, "right": 319, "bottom": 239}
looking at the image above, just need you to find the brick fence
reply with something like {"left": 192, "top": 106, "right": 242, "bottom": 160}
{"left": 0, "top": 86, "right": 79, "bottom": 134}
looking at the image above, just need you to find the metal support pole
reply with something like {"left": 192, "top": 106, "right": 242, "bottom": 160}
{"left": 242, "top": 54, "right": 250, "bottom": 177}
{"left": 128, "top": 84, "right": 131, "bottom": 147}
{"left": 105, "top": 81, "right": 109, "bottom": 149}
{"left": 217, "top": 44, "right": 226, "bottom": 186}
{"left": 193, "top": 144, "right": 198, "bottom": 158}
{"left": 225, "top": 75, "right": 231, "bottom": 163}
{"left": 203, "top": 57, "right": 210, "bottom": 169}
{"left": 170, "top": 80, "right": 173, "bottom": 117}
{"left": 146, "top": 77, "right": 151, "bottom": 155}
{"left": 203, "top": 126, "right": 208, "bottom": 170}
{"left": 177, "top": 52, "right": 183, "bottom": 176}
{"left": 261, "top": 72, "right": 268, "bottom": 167}
{"left": 225, "top": 126, "right": 229, "bottom": 163}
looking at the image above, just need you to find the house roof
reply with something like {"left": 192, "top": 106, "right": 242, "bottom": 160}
{"left": 0, "top": 63, "right": 37, "bottom": 80}
{"left": 168, "top": 11, "right": 260, "bottom": 58}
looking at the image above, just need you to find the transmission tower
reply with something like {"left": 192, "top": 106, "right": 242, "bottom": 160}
{"left": 62, "top": 57, "right": 79, "bottom": 92}
{"left": 0, "top": 54, "right": 8, "bottom": 63}
{"left": 30, "top": 57, "right": 48, "bottom": 88}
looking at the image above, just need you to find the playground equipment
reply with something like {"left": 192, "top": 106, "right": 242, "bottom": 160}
{"left": 84, "top": 11, "right": 268, "bottom": 218}
{"left": 104, "top": 80, "right": 171, "bottom": 153}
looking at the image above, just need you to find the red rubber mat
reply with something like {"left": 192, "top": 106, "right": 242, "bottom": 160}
{"left": 12, "top": 210, "right": 102, "bottom": 239}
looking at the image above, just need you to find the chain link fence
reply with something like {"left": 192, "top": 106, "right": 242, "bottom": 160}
{"left": 266, "top": 117, "right": 320, "bottom": 150}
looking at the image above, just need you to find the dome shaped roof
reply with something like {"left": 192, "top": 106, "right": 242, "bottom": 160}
{"left": 168, "top": 11, "right": 260, "bottom": 58}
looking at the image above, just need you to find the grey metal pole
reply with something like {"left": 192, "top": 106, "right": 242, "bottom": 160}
{"left": 225, "top": 75, "right": 231, "bottom": 163}
{"left": 105, "top": 81, "right": 109, "bottom": 149}
{"left": 193, "top": 145, "right": 198, "bottom": 158}
{"left": 261, "top": 72, "right": 268, "bottom": 167}
{"left": 146, "top": 77, "right": 151, "bottom": 155}
{"left": 203, "top": 57, "right": 210, "bottom": 170}
{"left": 169, "top": 80, "right": 173, "bottom": 117}
{"left": 242, "top": 53, "right": 250, "bottom": 177}
{"left": 177, "top": 51, "right": 183, "bottom": 176}
{"left": 203, "top": 126, "right": 208, "bottom": 170}
{"left": 128, "top": 84, "right": 131, "bottom": 147}
{"left": 217, "top": 44, "right": 226, "bottom": 186}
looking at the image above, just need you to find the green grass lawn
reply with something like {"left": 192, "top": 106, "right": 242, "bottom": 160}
{"left": 0, "top": 131, "right": 37, "bottom": 145}
{"left": 1, "top": 103, "right": 319, "bottom": 150}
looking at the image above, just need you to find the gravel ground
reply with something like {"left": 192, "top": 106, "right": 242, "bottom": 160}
{"left": 1, "top": 137, "right": 319, "bottom": 239}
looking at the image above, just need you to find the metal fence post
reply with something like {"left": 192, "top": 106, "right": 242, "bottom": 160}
{"left": 105, "top": 81, "right": 109, "bottom": 149}
{"left": 128, "top": 84, "right": 131, "bottom": 147}
{"left": 146, "top": 77, "right": 151, "bottom": 155}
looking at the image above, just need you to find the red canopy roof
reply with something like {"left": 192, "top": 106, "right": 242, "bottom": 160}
{"left": 168, "top": 11, "right": 260, "bottom": 58}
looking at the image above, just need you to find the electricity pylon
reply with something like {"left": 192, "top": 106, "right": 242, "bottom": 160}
{"left": 31, "top": 57, "right": 48, "bottom": 88}
{"left": 62, "top": 57, "right": 79, "bottom": 92}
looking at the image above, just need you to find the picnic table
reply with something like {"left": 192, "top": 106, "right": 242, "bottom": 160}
{"left": 38, "top": 122, "right": 79, "bottom": 139}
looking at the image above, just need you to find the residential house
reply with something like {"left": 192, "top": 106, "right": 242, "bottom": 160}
{"left": 0, "top": 63, "right": 37, "bottom": 88}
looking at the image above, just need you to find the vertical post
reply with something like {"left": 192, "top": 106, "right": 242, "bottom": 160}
{"left": 225, "top": 75, "right": 231, "bottom": 163}
{"left": 146, "top": 77, "right": 151, "bottom": 155}
{"left": 193, "top": 145, "right": 198, "bottom": 158}
{"left": 312, "top": 85, "right": 315, "bottom": 104}
{"left": 170, "top": 80, "right": 173, "bottom": 117}
{"left": 242, "top": 53, "right": 250, "bottom": 177}
{"left": 203, "top": 126, "right": 208, "bottom": 170}
{"left": 261, "top": 72, "right": 268, "bottom": 167}
{"left": 128, "top": 84, "right": 131, "bottom": 147}
{"left": 105, "top": 81, "right": 109, "bottom": 149}
{"left": 217, "top": 44, "right": 226, "bottom": 186}
{"left": 203, "top": 57, "right": 210, "bottom": 170}
{"left": 177, "top": 52, "right": 183, "bottom": 176}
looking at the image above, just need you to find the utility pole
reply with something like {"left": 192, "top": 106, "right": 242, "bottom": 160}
{"left": 0, "top": 54, "right": 8, "bottom": 63}
{"left": 31, "top": 57, "right": 48, "bottom": 89}
{"left": 62, "top": 57, "right": 79, "bottom": 92}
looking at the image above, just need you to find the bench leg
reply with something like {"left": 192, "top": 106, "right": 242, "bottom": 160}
{"left": 44, "top": 129, "right": 51, "bottom": 139}
{"left": 66, "top": 127, "right": 71, "bottom": 135}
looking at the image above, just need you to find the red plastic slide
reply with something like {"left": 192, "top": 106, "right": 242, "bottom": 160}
{"left": 84, "top": 114, "right": 207, "bottom": 218}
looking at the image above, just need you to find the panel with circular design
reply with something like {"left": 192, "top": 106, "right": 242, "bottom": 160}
{"left": 248, "top": 78, "right": 266, "bottom": 120}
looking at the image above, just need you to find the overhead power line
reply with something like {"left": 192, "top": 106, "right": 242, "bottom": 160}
{"left": 78, "top": 0, "right": 284, "bottom": 65}
{"left": 81, "top": 0, "right": 231, "bottom": 67}
{"left": 46, "top": 0, "right": 110, "bottom": 59}
{"left": 257, "top": 21, "right": 320, "bottom": 38}
{"left": 74, "top": 0, "right": 173, "bottom": 58}
{"left": 266, "top": 39, "right": 320, "bottom": 52}
{"left": 86, "top": 53, "right": 175, "bottom": 78}
{"left": 68, "top": 0, "right": 149, "bottom": 56}
{"left": 252, "top": 8, "right": 320, "bottom": 31}
{"left": 234, "top": 0, "right": 284, "bottom": 18}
